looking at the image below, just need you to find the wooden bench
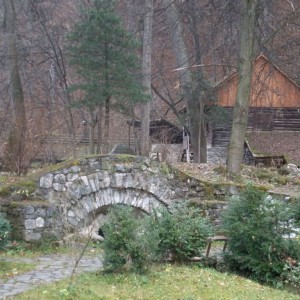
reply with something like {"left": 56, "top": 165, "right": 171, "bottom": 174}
{"left": 206, "top": 235, "right": 228, "bottom": 257}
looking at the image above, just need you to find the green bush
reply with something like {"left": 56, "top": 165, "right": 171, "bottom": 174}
{"left": 0, "top": 213, "right": 11, "bottom": 249}
{"left": 293, "top": 197, "right": 300, "bottom": 226}
{"left": 150, "top": 203, "right": 214, "bottom": 262}
{"left": 102, "top": 205, "right": 152, "bottom": 273}
{"left": 281, "top": 262, "right": 300, "bottom": 290}
{"left": 222, "top": 186, "right": 299, "bottom": 285}
{"left": 102, "top": 202, "right": 214, "bottom": 272}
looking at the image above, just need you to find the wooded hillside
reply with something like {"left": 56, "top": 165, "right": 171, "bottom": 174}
{"left": 0, "top": 0, "right": 299, "bottom": 173}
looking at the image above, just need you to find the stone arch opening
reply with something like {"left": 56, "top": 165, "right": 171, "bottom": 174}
{"left": 84, "top": 204, "right": 149, "bottom": 239}
{"left": 79, "top": 203, "right": 148, "bottom": 238}
{"left": 65, "top": 187, "right": 167, "bottom": 241}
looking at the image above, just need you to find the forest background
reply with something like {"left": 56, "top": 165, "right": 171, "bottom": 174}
{"left": 0, "top": 0, "right": 299, "bottom": 176}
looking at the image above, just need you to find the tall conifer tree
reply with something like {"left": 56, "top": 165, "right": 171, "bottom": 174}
{"left": 67, "top": 0, "right": 145, "bottom": 153}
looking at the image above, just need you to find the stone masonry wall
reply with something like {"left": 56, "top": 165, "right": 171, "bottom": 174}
{"left": 4, "top": 155, "right": 244, "bottom": 242}
{"left": 3, "top": 203, "right": 62, "bottom": 242}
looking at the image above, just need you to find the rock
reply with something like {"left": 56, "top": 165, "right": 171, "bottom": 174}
{"left": 287, "top": 163, "right": 299, "bottom": 174}
{"left": 25, "top": 219, "right": 36, "bottom": 230}
{"left": 53, "top": 183, "right": 66, "bottom": 192}
{"left": 36, "top": 208, "right": 47, "bottom": 217}
{"left": 25, "top": 206, "right": 35, "bottom": 215}
{"left": 24, "top": 231, "right": 41, "bottom": 241}
{"left": 40, "top": 173, "right": 54, "bottom": 189}
{"left": 89, "top": 160, "right": 101, "bottom": 170}
{"left": 79, "top": 185, "right": 92, "bottom": 196}
{"left": 115, "top": 164, "right": 131, "bottom": 173}
{"left": 80, "top": 176, "right": 89, "bottom": 186}
{"left": 67, "top": 173, "right": 79, "bottom": 182}
{"left": 36, "top": 217, "right": 45, "bottom": 228}
{"left": 67, "top": 210, "right": 76, "bottom": 217}
{"left": 70, "top": 165, "right": 81, "bottom": 173}
{"left": 54, "top": 174, "right": 66, "bottom": 184}
{"left": 228, "top": 185, "right": 239, "bottom": 195}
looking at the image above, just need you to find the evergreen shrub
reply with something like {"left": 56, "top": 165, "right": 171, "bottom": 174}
{"left": 293, "top": 197, "right": 300, "bottom": 226}
{"left": 222, "top": 186, "right": 300, "bottom": 285}
{"left": 150, "top": 203, "right": 214, "bottom": 262}
{"left": 102, "top": 202, "right": 214, "bottom": 272}
{"left": 102, "top": 206, "right": 151, "bottom": 273}
{"left": 281, "top": 262, "right": 300, "bottom": 290}
{"left": 0, "top": 213, "right": 11, "bottom": 249}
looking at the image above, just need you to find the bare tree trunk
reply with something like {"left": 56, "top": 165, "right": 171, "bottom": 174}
{"left": 226, "top": 0, "right": 258, "bottom": 176}
{"left": 47, "top": 63, "right": 56, "bottom": 163}
{"left": 104, "top": 96, "right": 110, "bottom": 143}
{"left": 3, "top": 0, "right": 27, "bottom": 174}
{"left": 200, "top": 104, "right": 207, "bottom": 163}
{"left": 140, "top": 0, "right": 153, "bottom": 157}
{"left": 165, "top": 0, "right": 202, "bottom": 163}
{"left": 187, "top": 0, "right": 209, "bottom": 163}
{"left": 64, "top": 92, "right": 77, "bottom": 158}
{"left": 96, "top": 106, "right": 103, "bottom": 154}
{"left": 89, "top": 108, "right": 97, "bottom": 154}
{"left": 29, "top": 1, "right": 77, "bottom": 158}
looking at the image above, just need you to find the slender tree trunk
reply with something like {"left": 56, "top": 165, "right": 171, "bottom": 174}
{"left": 89, "top": 123, "right": 95, "bottom": 154}
{"left": 64, "top": 92, "right": 77, "bottom": 158}
{"left": 200, "top": 104, "right": 207, "bottom": 162}
{"left": 140, "top": 0, "right": 153, "bottom": 157}
{"left": 104, "top": 96, "right": 110, "bottom": 142}
{"left": 96, "top": 106, "right": 103, "bottom": 154}
{"left": 165, "top": 0, "right": 202, "bottom": 163}
{"left": 188, "top": 0, "right": 209, "bottom": 163}
{"left": 47, "top": 63, "right": 56, "bottom": 163}
{"left": 226, "top": 0, "right": 258, "bottom": 176}
{"left": 3, "top": 0, "right": 27, "bottom": 174}
{"left": 89, "top": 108, "right": 97, "bottom": 154}
{"left": 30, "top": 1, "right": 77, "bottom": 158}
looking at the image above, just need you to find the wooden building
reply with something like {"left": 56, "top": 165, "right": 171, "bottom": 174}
{"left": 218, "top": 54, "right": 300, "bottom": 108}
{"left": 212, "top": 54, "right": 300, "bottom": 166}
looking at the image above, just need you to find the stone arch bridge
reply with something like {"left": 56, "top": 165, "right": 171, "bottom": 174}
{"left": 10, "top": 155, "right": 231, "bottom": 242}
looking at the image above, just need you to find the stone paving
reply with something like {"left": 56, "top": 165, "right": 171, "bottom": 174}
{"left": 0, "top": 254, "right": 103, "bottom": 299}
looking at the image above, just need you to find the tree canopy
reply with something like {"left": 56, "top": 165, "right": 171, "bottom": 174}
{"left": 67, "top": 0, "right": 146, "bottom": 112}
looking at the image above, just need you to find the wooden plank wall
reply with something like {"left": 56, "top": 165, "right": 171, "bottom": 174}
{"left": 218, "top": 56, "right": 300, "bottom": 108}
{"left": 212, "top": 108, "right": 300, "bottom": 147}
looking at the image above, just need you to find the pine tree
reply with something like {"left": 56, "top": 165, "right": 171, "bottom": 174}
{"left": 67, "top": 0, "right": 146, "bottom": 153}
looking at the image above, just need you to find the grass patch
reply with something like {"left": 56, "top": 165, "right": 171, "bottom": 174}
{"left": 0, "top": 260, "right": 35, "bottom": 278}
{"left": 0, "top": 240, "right": 103, "bottom": 260}
{"left": 14, "top": 264, "right": 299, "bottom": 300}
{"left": 0, "top": 240, "right": 70, "bottom": 259}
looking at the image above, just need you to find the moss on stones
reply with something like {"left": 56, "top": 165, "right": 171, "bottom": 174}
{"left": 159, "top": 162, "right": 172, "bottom": 176}
{"left": 203, "top": 184, "right": 215, "bottom": 200}
{"left": 8, "top": 200, "right": 49, "bottom": 208}
{"left": 0, "top": 179, "right": 37, "bottom": 199}
{"left": 115, "top": 154, "right": 136, "bottom": 162}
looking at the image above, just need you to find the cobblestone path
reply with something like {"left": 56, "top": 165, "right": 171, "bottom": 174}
{"left": 0, "top": 254, "right": 103, "bottom": 299}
